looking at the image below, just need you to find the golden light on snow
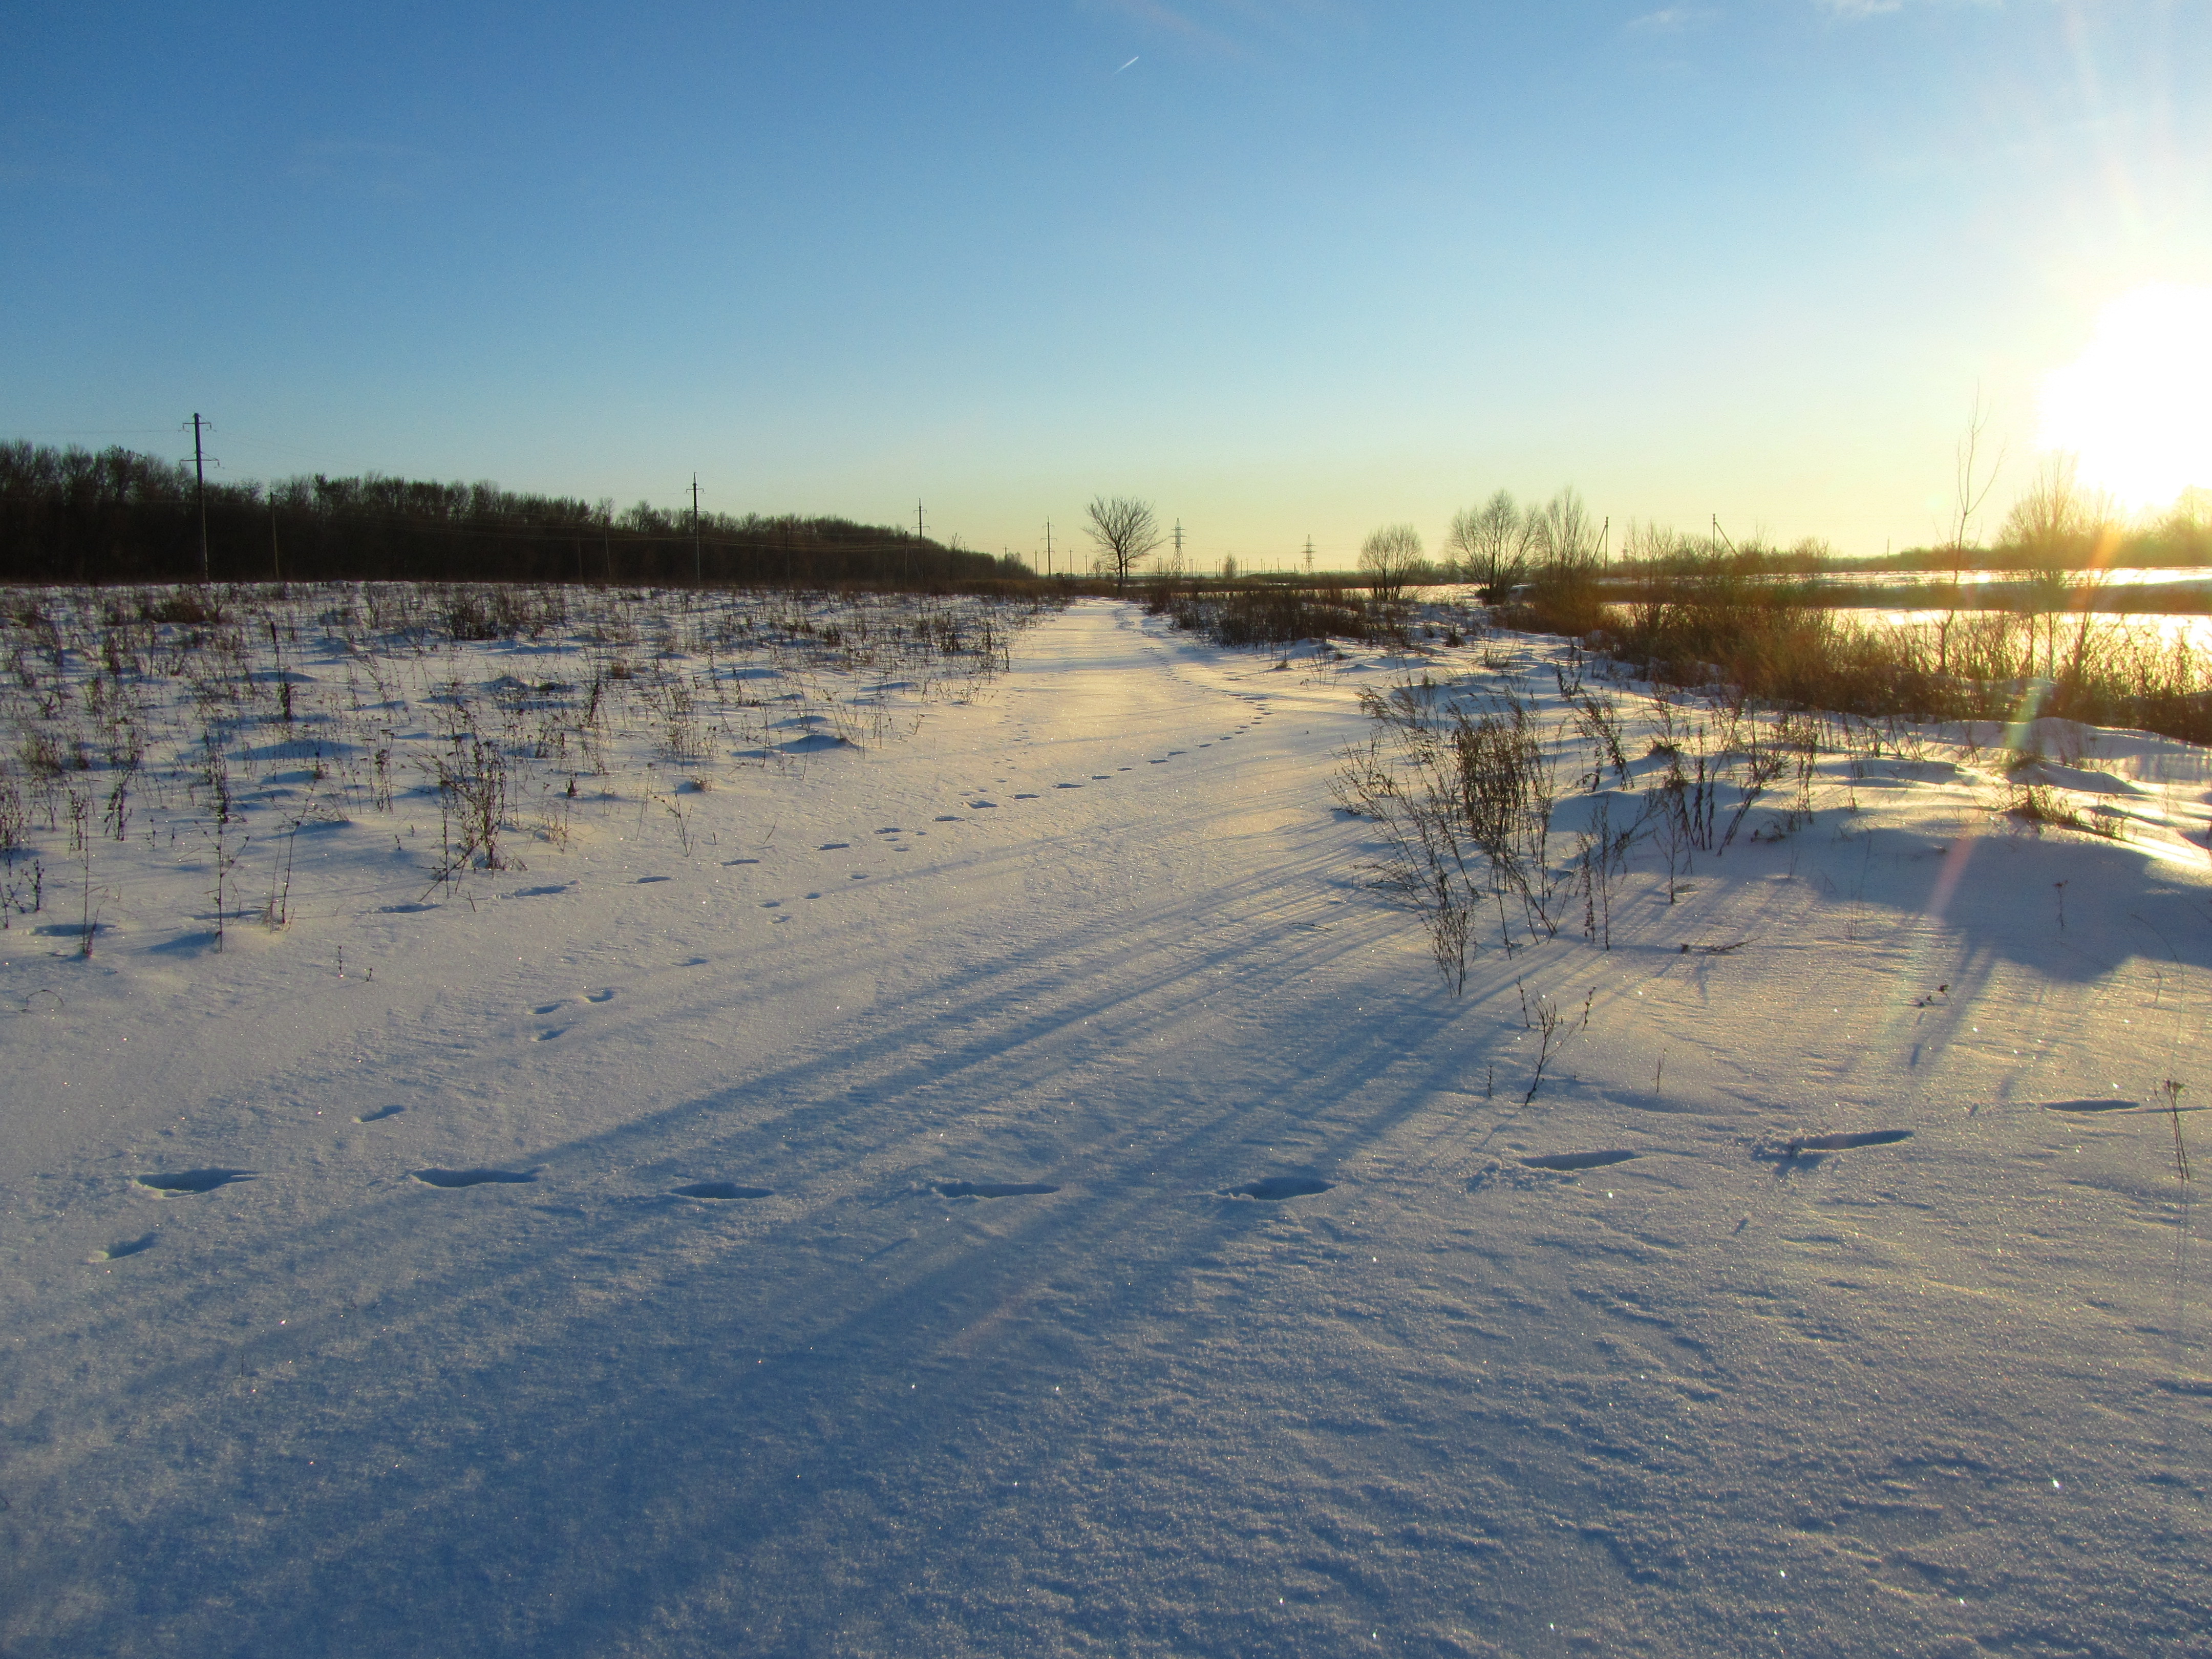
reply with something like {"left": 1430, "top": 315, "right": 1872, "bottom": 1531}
{"left": 2037, "top": 284, "right": 2212, "bottom": 512}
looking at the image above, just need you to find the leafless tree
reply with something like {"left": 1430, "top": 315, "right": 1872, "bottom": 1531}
{"left": 1358, "top": 522, "right": 1424, "bottom": 602}
{"left": 1937, "top": 392, "right": 2008, "bottom": 674}
{"left": 1084, "top": 496, "right": 1163, "bottom": 590}
{"left": 1445, "top": 489, "right": 1534, "bottom": 597}
{"left": 1527, "top": 486, "right": 1600, "bottom": 569}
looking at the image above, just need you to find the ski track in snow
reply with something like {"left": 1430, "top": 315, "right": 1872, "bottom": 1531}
{"left": 3, "top": 594, "right": 2211, "bottom": 1655}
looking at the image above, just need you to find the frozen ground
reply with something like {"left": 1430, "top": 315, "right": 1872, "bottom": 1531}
{"left": 2, "top": 587, "right": 2208, "bottom": 1657}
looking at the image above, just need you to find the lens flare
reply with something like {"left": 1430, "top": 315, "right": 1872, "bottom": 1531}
{"left": 2037, "top": 284, "right": 2212, "bottom": 513}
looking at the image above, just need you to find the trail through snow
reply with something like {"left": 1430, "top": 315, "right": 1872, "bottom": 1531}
{"left": 4, "top": 596, "right": 2209, "bottom": 1656}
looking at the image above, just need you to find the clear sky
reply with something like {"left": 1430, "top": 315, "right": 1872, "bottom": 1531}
{"left": 4, "top": 2, "right": 2207, "bottom": 566}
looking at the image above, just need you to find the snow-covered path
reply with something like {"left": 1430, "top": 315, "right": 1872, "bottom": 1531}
{"left": 4, "top": 598, "right": 2208, "bottom": 1656}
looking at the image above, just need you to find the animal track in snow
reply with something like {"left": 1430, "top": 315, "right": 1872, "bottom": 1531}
{"left": 636, "top": 876, "right": 672, "bottom": 884}
{"left": 1226, "top": 1176, "right": 1331, "bottom": 1201}
{"left": 674, "top": 1181, "right": 774, "bottom": 1200}
{"left": 355, "top": 1104, "right": 405, "bottom": 1123}
{"left": 1015, "top": 793, "right": 1039, "bottom": 799}
{"left": 1783, "top": 1129, "right": 1911, "bottom": 1154}
{"left": 1520, "top": 1151, "right": 1641, "bottom": 1173}
{"left": 935, "top": 1180, "right": 1060, "bottom": 1199}
{"left": 533, "top": 1002, "right": 565, "bottom": 1015}
{"left": 759, "top": 900, "right": 782, "bottom": 908}
{"left": 934, "top": 815, "right": 962, "bottom": 822}
{"left": 534, "top": 1027, "right": 567, "bottom": 1041}
{"left": 100, "top": 1233, "right": 158, "bottom": 1261}
{"left": 1054, "top": 782, "right": 1082, "bottom": 789}
{"left": 137, "top": 1169, "right": 255, "bottom": 1195}
{"left": 722, "top": 857, "right": 761, "bottom": 865}
{"left": 412, "top": 1167, "right": 538, "bottom": 1187}
{"left": 819, "top": 842, "right": 850, "bottom": 850}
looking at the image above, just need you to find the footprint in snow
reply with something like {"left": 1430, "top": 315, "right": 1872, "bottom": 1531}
{"left": 534, "top": 1027, "right": 567, "bottom": 1041}
{"left": 969, "top": 800, "right": 997, "bottom": 809}
{"left": 355, "top": 1104, "right": 405, "bottom": 1123}
{"left": 935, "top": 1180, "right": 1060, "bottom": 1199}
{"left": 760, "top": 900, "right": 781, "bottom": 908}
{"left": 1054, "top": 782, "right": 1082, "bottom": 789}
{"left": 876, "top": 827, "right": 902, "bottom": 835}
{"left": 636, "top": 876, "right": 672, "bottom": 884}
{"left": 412, "top": 1168, "right": 537, "bottom": 1188}
{"left": 585, "top": 988, "right": 615, "bottom": 1003}
{"left": 137, "top": 1169, "right": 254, "bottom": 1195}
{"left": 533, "top": 1001, "right": 566, "bottom": 1014}
{"left": 1520, "top": 1150, "right": 1641, "bottom": 1173}
{"left": 98, "top": 1233, "right": 158, "bottom": 1261}
{"left": 1225, "top": 1176, "right": 1331, "bottom": 1201}
{"left": 2043, "top": 1098, "right": 2138, "bottom": 1113}
{"left": 674, "top": 1181, "right": 773, "bottom": 1200}
{"left": 1015, "top": 793, "right": 1039, "bottom": 799}
{"left": 819, "top": 842, "right": 850, "bottom": 850}
{"left": 722, "top": 857, "right": 760, "bottom": 865}
{"left": 1756, "top": 1129, "right": 1912, "bottom": 1164}
{"left": 934, "top": 815, "right": 962, "bottom": 822}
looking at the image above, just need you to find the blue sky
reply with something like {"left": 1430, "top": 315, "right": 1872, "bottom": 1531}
{"left": 4, "top": 2, "right": 2206, "bottom": 564}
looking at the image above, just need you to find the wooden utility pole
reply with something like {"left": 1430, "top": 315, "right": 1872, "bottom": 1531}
{"left": 190, "top": 413, "right": 210, "bottom": 583}
{"left": 691, "top": 475, "right": 703, "bottom": 585}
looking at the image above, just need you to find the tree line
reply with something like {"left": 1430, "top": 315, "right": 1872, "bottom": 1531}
{"left": 0, "top": 441, "right": 1032, "bottom": 587}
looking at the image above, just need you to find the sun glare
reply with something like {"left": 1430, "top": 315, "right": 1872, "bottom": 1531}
{"left": 2037, "top": 284, "right": 2212, "bottom": 513}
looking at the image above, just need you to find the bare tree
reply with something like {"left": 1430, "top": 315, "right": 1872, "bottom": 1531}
{"left": 1084, "top": 496, "right": 1163, "bottom": 590}
{"left": 1937, "top": 392, "right": 2008, "bottom": 674}
{"left": 1445, "top": 489, "right": 1533, "bottom": 598}
{"left": 1527, "top": 485, "right": 1600, "bottom": 569}
{"left": 2002, "top": 453, "right": 2116, "bottom": 565}
{"left": 1358, "top": 523, "right": 1424, "bottom": 602}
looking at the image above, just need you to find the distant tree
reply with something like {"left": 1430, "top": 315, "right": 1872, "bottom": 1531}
{"left": 1527, "top": 486, "right": 1601, "bottom": 569}
{"left": 1358, "top": 523, "right": 1424, "bottom": 602}
{"left": 2001, "top": 454, "right": 2116, "bottom": 566}
{"left": 1445, "top": 490, "right": 1534, "bottom": 598}
{"left": 1221, "top": 554, "right": 1238, "bottom": 580}
{"left": 1084, "top": 495, "right": 1163, "bottom": 591}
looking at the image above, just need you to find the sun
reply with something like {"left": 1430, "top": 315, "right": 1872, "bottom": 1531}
{"left": 2037, "top": 284, "right": 2212, "bottom": 514}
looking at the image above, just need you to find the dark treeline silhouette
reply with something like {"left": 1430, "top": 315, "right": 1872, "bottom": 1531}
{"left": 0, "top": 441, "right": 1033, "bottom": 588}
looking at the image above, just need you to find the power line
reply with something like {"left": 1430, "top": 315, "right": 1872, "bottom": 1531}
{"left": 187, "top": 414, "right": 213, "bottom": 584}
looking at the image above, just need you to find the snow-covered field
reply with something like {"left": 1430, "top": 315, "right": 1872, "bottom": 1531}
{"left": 3, "top": 586, "right": 2208, "bottom": 1657}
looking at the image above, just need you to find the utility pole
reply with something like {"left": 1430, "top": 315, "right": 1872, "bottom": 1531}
{"left": 189, "top": 413, "right": 210, "bottom": 583}
{"left": 691, "top": 474, "right": 702, "bottom": 585}
{"left": 269, "top": 496, "right": 281, "bottom": 583}
{"left": 1044, "top": 518, "right": 1052, "bottom": 578}
{"left": 1303, "top": 536, "right": 1315, "bottom": 578}
{"left": 1172, "top": 519, "right": 1184, "bottom": 572}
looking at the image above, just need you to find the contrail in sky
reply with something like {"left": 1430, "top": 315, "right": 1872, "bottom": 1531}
{"left": 1114, "top": 56, "right": 1139, "bottom": 73}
